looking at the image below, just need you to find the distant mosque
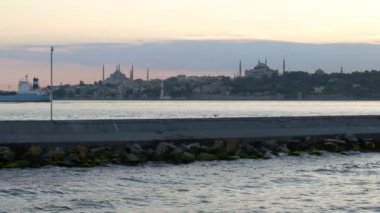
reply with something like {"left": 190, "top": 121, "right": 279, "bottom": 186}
{"left": 102, "top": 64, "right": 137, "bottom": 85}
{"left": 244, "top": 59, "right": 279, "bottom": 79}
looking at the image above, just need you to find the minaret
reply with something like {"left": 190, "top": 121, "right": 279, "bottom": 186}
{"left": 102, "top": 64, "right": 105, "bottom": 81}
{"left": 130, "top": 65, "right": 134, "bottom": 81}
{"left": 147, "top": 68, "right": 150, "bottom": 81}
{"left": 283, "top": 59, "right": 286, "bottom": 73}
{"left": 239, "top": 60, "right": 242, "bottom": 77}
{"left": 340, "top": 66, "right": 344, "bottom": 73}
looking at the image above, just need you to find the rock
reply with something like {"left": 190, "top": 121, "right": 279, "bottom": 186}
{"left": 5, "top": 160, "right": 30, "bottom": 169}
{"left": 325, "top": 139, "right": 347, "bottom": 146}
{"left": 26, "top": 145, "right": 42, "bottom": 157}
{"left": 92, "top": 158, "right": 110, "bottom": 166}
{"left": 111, "top": 157, "right": 123, "bottom": 164}
{"left": 180, "top": 152, "right": 195, "bottom": 163}
{"left": 243, "top": 143, "right": 256, "bottom": 154}
{"left": 145, "top": 148, "right": 156, "bottom": 160}
{"left": 286, "top": 140, "right": 308, "bottom": 151}
{"left": 225, "top": 140, "right": 240, "bottom": 155}
{"left": 288, "top": 151, "right": 301, "bottom": 156}
{"left": 374, "top": 139, "right": 380, "bottom": 151}
{"left": 200, "top": 145, "right": 217, "bottom": 153}
{"left": 125, "top": 153, "right": 141, "bottom": 164}
{"left": 309, "top": 149, "right": 322, "bottom": 156}
{"left": 186, "top": 143, "right": 201, "bottom": 154}
{"left": 168, "top": 148, "right": 183, "bottom": 160}
{"left": 213, "top": 140, "right": 225, "bottom": 152}
{"left": 179, "top": 144, "right": 189, "bottom": 152}
{"left": 196, "top": 152, "right": 218, "bottom": 161}
{"left": 323, "top": 139, "right": 347, "bottom": 152}
{"left": 0, "top": 147, "right": 15, "bottom": 162}
{"left": 238, "top": 143, "right": 266, "bottom": 159}
{"left": 362, "top": 141, "right": 376, "bottom": 151}
{"left": 63, "top": 146, "right": 91, "bottom": 166}
{"left": 340, "top": 150, "right": 361, "bottom": 155}
{"left": 336, "top": 134, "right": 358, "bottom": 143}
{"left": 66, "top": 155, "right": 82, "bottom": 164}
{"left": 263, "top": 140, "right": 279, "bottom": 152}
{"left": 213, "top": 140, "right": 228, "bottom": 158}
{"left": 155, "top": 142, "right": 178, "bottom": 160}
{"left": 126, "top": 144, "right": 146, "bottom": 155}
{"left": 237, "top": 143, "right": 253, "bottom": 158}
{"left": 72, "top": 145, "right": 88, "bottom": 160}
{"left": 226, "top": 155, "right": 240, "bottom": 161}
{"left": 323, "top": 142, "right": 339, "bottom": 152}
{"left": 262, "top": 152, "right": 274, "bottom": 159}
{"left": 340, "top": 151, "right": 350, "bottom": 155}
{"left": 47, "top": 147, "right": 66, "bottom": 161}
{"left": 56, "top": 160, "right": 77, "bottom": 167}
{"left": 277, "top": 144, "right": 290, "bottom": 154}
{"left": 90, "top": 147, "right": 113, "bottom": 159}
{"left": 24, "top": 145, "right": 44, "bottom": 165}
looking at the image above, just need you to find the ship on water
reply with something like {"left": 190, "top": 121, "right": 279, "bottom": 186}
{"left": 0, "top": 76, "right": 50, "bottom": 102}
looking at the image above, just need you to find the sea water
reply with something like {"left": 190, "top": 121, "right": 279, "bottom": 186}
{"left": 0, "top": 101, "right": 379, "bottom": 212}
{"left": 1, "top": 100, "right": 380, "bottom": 120}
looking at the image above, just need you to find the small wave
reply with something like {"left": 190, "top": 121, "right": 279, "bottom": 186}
{"left": 313, "top": 168, "right": 339, "bottom": 174}
{"left": 357, "top": 206, "right": 380, "bottom": 212}
{"left": 0, "top": 188, "right": 37, "bottom": 197}
{"left": 70, "top": 198, "right": 114, "bottom": 209}
{"left": 34, "top": 205, "right": 72, "bottom": 212}
{"left": 118, "top": 177, "right": 150, "bottom": 184}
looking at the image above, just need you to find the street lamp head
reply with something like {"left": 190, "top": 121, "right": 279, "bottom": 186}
{"left": 51, "top": 46, "right": 54, "bottom": 52}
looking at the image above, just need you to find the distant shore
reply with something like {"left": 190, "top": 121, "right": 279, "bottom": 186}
{"left": 52, "top": 98, "right": 380, "bottom": 101}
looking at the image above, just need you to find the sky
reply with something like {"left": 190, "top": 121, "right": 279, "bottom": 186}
{"left": 1, "top": 0, "right": 380, "bottom": 88}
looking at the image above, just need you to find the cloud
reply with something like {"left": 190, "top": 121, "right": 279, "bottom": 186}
{"left": 1, "top": 39, "right": 380, "bottom": 87}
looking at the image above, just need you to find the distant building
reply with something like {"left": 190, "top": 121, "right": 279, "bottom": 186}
{"left": 176, "top": 75, "right": 187, "bottom": 81}
{"left": 314, "top": 68, "right": 326, "bottom": 75}
{"left": 130, "top": 65, "right": 134, "bottom": 81}
{"left": 352, "top": 83, "right": 361, "bottom": 89}
{"left": 313, "top": 86, "right": 325, "bottom": 93}
{"left": 104, "top": 65, "right": 128, "bottom": 85}
{"left": 160, "top": 80, "right": 171, "bottom": 99}
{"left": 239, "top": 60, "right": 242, "bottom": 77}
{"left": 245, "top": 60, "right": 278, "bottom": 79}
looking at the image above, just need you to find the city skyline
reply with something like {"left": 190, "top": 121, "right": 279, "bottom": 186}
{"left": 1, "top": 40, "right": 380, "bottom": 89}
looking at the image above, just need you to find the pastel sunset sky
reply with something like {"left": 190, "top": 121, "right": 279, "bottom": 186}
{"left": 1, "top": 0, "right": 380, "bottom": 89}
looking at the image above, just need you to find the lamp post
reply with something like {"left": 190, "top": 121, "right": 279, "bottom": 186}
{"left": 50, "top": 46, "right": 54, "bottom": 121}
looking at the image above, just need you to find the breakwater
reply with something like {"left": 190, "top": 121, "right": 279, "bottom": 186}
{"left": 0, "top": 116, "right": 380, "bottom": 168}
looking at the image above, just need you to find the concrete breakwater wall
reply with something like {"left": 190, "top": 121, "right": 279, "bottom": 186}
{"left": 2, "top": 115, "right": 380, "bottom": 144}
{"left": 0, "top": 116, "right": 380, "bottom": 168}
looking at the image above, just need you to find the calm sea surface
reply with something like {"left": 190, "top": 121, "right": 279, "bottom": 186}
{"left": 0, "top": 101, "right": 379, "bottom": 212}
{"left": 0, "top": 153, "right": 379, "bottom": 212}
{"left": 1, "top": 100, "right": 380, "bottom": 120}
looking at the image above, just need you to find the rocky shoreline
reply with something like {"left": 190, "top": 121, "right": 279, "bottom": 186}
{"left": 1, "top": 135, "right": 379, "bottom": 169}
